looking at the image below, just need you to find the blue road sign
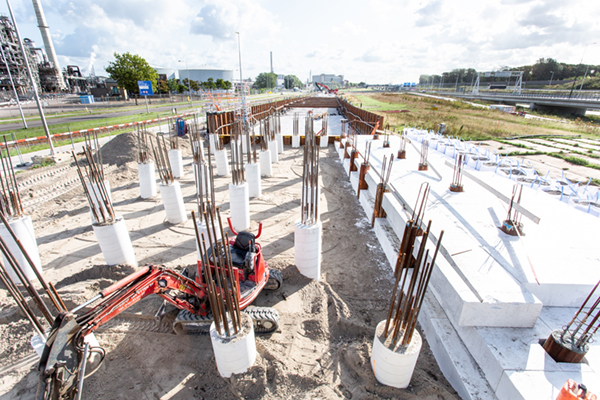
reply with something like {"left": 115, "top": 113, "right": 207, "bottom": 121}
{"left": 138, "top": 80, "right": 154, "bottom": 96}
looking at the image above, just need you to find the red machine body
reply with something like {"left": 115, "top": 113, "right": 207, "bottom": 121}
{"left": 315, "top": 82, "right": 339, "bottom": 94}
{"left": 36, "top": 222, "right": 280, "bottom": 400}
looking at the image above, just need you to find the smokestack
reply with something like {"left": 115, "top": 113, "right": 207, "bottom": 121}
{"left": 270, "top": 51, "right": 273, "bottom": 73}
{"left": 31, "top": 0, "right": 66, "bottom": 90}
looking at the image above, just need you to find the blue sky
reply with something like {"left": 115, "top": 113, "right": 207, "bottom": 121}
{"left": 2, "top": 0, "right": 599, "bottom": 84}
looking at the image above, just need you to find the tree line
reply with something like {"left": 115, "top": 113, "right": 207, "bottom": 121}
{"left": 419, "top": 58, "right": 600, "bottom": 87}
{"left": 105, "top": 52, "right": 305, "bottom": 96}
{"left": 158, "top": 77, "right": 232, "bottom": 94}
{"left": 254, "top": 72, "right": 303, "bottom": 90}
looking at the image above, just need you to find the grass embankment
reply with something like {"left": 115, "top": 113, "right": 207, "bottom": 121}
{"left": 344, "top": 92, "right": 600, "bottom": 175}
{"left": 346, "top": 92, "right": 600, "bottom": 140}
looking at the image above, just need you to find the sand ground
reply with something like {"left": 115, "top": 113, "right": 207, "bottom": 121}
{"left": 0, "top": 132, "right": 459, "bottom": 400}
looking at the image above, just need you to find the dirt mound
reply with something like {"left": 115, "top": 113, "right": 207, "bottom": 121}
{"left": 100, "top": 131, "right": 139, "bottom": 166}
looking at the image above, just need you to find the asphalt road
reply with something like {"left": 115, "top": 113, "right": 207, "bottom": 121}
{"left": 0, "top": 96, "right": 199, "bottom": 133}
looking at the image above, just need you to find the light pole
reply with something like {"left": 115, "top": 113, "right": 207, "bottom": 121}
{"left": 579, "top": 67, "right": 595, "bottom": 95}
{"left": 178, "top": 59, "right": 191, "bottom": 105}
{"left": 570, "top": 42, "right": 596, "bottom": 98}
{"left": 235, "top": 32, "right": 243, "bottom": 95}
{"left": 548, "top": 71, "right": 554, "bottom": 89}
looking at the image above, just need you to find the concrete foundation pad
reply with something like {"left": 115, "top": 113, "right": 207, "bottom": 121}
{"left": 336, "top": 134, "right": 600, "bottom": 399}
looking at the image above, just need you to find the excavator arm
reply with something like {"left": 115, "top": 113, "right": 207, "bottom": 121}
{"left": 36, "top": 265, "right": 209, "bottom": 400}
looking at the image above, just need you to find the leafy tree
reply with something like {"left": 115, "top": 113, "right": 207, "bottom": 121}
{"left": 189, "top": 80, "right": 201, "bottom": 91}
{"left": 177, "top": 84, "right": 187, "bottom": 93}
{"left": 283, "top": 74, "right": 303, "bottom": 89}
{"left": 255, "top": 72, "right": 277, "bottom": 89}
{"left": 158, "top": 80, "right": 169, "bottom": 93}
{"left": 105, "top": 52, "right": 158, "bottom": 94}
{"left": 223, "top": 80, "right": 232, "bottom": 90}
{"left": 204, "top": 78, "right": 216, "bottom": 90}
{"left": 167, "top": 78, "right": 179, "bottom": 92}
{"left": 216, "top": 78, "right": 225, "bottom": 89}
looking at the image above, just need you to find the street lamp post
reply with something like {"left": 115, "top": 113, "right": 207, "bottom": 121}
{"left": 178, "top": 59, "right": 192, "bottom": 105}
{"left": 570, "top": 42, "right": 597, "bottom": 98}
{"left": 235, "top": 32, "right": 243, "bottom": 95}
{"left": 579, "top": 67, "right": 594, "bottom": 95}
{"left": 548, "top": 71, "right": 554, "bottom": 89}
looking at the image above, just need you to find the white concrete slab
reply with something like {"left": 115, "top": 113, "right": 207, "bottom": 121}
{"left": 343, "top": 132, "right": 600, "bottom": 400}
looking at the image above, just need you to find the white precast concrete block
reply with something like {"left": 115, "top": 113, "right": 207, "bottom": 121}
{"left": 292, "top": 135, "right": 300, "bottom": 148}
{"left": 138, "top": 162, "right": 157, "bottom": 199}
{"left": 364, "top": 169, "right": 379, "bottom": 199}
{"left": 276, "top": 133, "right": 284, "bottom": 153}
{"left": 229, "top": 183, "right": 250, "bottom": 232}
{"left": 259, "top": 150, "right": 272, "bottom": 177}
{"left": 215, "top": 149, "right": 230, "bottom": 176}
{"left": 334, "top": 141, "right": 340, "bottom": 151}
{"left": 92, "top": 216, "right": 138, "bottom": 267}
{"left": 268, "top": 140, "right": 279, "bottom": 163}
{"left": 241, "top": 134, "right": 249, "bottom": 153}
{"left": 349, "top": 170, "right": 359, "bottom": 193}
{"left": 320, "top": 135, "right": 328, "bottom": 148}
{"left": 159, "top": 181, "right": 187, "bottom": 224}
{"left": 245, "top": 163, "right": 261, "bottom": 198}
{"left": 418, "top": 292, "right": 497, "bottom": 400}
{"left": 371, "top": 320, "right": 422, "bottom": 389}
{"left": 373, "top": 218, "right": 401, "bottom": 268}
{"left": 210, "top": 313, "right": 256, "bottom": 378}
{"left": 0, "top": 215, "right": 42, "bottom": 283}
{"left": 358, "top": 184, "right": 376, "bottom": 221}
{"left": 343, "top": 158, "right": 351, "bottom": 175}
{"left": 168, "top": 149, "right": 184, "bottom": 178}
{"left": 294, "top": 219, "right": 322, "bottom": 281}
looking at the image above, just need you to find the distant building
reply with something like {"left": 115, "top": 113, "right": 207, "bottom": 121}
{"left": 312, "top": 73, "right": 344, "bottom": 86}
{"left": 178, "top": 69, "right": 234, "bottom": 83}
{"left": 276, "top": 74, "right": 285, "bottom": 87}
{"left": 153, "top": 67, "right": 176, "bottom": 81}
{"left": 233, "top": 78, "right": 254, "bottom": 92}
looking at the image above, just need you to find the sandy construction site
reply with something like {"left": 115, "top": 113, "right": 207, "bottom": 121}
{"left": 0, "top": 129, "right": 459, "bottom": 399}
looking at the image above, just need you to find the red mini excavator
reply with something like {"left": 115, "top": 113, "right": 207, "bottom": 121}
{"left": 35, "top": 219, "right": 282, "bottom": 400}
{"left": 315, "top": 82, "right": 339, "bottom": 94}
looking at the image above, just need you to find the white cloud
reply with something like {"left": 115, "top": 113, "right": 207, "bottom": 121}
{"left": 1, "top": 0, "right": 599, "bottom": 83}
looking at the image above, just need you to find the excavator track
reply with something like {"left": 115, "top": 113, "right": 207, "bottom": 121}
{"left": 264, "top": 269, "right": 283, "bottom": 291}
{"left": 243, "top": 306, "right": 279, "bottom": 334}
{"left": 173, "top": 306, "right": 280, "bottom": 335}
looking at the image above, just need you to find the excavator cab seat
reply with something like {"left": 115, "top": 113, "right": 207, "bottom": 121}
{"left": 231, "top": 231, "right": 256, "bottom": 278}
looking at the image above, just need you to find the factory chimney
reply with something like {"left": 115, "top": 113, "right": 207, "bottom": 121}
{"left": 31, "top": 0, "right": 66, "bottom": 90}
{"left": 270, "top": 51, "right": 273, "bottom": 73}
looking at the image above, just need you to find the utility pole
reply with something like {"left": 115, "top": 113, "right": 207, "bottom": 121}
{"left": 570, "top": 42, "right": 596, "bottom": 98}
{"left": 6, "top": 0, "right": 55, "bottom": 155}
